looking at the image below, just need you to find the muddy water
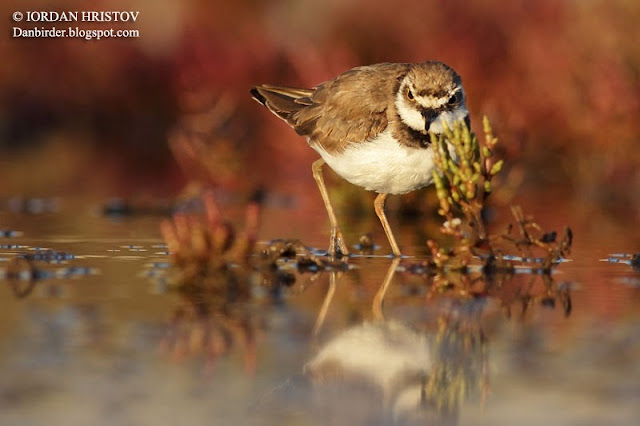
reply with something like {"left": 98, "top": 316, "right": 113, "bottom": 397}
{"left": 0, "top": 199, "right": 639, "bottom": 426}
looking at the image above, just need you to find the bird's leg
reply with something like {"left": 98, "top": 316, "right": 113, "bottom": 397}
{"left": 374, "top": 193, "right": 402, "bottom": 257}
{"left": 372, "top": 257, "right": 401, "bottom": 320}
{"left": 312, "top": 159, "right": 349, "bottom": 257}
{"left": 312, "top": 270, "right": 339, "bottom": 335}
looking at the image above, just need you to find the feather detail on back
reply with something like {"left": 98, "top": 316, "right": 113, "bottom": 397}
{"left": 251, "top": 63, "right": 411, "bottom": 153}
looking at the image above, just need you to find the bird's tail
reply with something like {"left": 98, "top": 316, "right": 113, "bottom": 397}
{"left": 250, "top": 85, "right": 313, "bottom": 123}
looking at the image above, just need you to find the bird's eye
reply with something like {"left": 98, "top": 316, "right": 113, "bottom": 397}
{"left": 406, "top": 89, "right": 414, "bottom": 100}
{"left": 448, "top": 92, "right": 461, "bottom": 106}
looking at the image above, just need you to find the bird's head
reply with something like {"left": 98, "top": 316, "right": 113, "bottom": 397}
{"left": 395, "top": 61, "right": 469, "bottom": 135}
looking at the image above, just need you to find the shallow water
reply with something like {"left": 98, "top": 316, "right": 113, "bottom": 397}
{"left": 0, "top": 198, "right": 639, "bottom": 426}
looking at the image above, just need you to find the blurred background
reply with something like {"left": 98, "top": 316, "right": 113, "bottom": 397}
{"left": 2, "top": 4, "right": 640, "bottom": 424}
{"left": 2, "top": 0, "right": 640, "bottom": 220}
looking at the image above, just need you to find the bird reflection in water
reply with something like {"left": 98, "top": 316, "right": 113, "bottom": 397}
{"left": 304, "top": 259, "right": 572, "bottom": 425}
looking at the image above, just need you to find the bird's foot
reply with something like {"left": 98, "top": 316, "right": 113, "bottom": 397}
{"left": 328, "top": 228, "right": 349, "bottom": 259}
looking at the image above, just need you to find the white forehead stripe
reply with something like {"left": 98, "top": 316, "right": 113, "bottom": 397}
{"left": 416, "top": 95, "right": 447, "bottom": 109}
{"left": 414, "top": 88, "right": 463, "bottom": 109}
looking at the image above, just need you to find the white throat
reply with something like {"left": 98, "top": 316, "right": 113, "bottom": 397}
{"left": 429, "top": 105, "right": 469, "bottom": 134}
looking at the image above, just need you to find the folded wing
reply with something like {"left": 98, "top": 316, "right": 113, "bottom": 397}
{"left": 251, "top": 63, "right": 410, "bottom": 153}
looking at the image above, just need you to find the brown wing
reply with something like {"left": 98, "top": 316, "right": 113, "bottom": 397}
{"left": 251, "top": 63, "right": 411, "bottom": 153}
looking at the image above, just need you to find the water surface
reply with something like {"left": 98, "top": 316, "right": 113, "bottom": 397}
{"left": 0, "top": 199, "right": 638, "bottom": 426}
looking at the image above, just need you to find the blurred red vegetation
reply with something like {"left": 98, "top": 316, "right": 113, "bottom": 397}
{"left": 1, "top": 0, "right": 639, "bottom": 214}
{"left": 160, "top": 191, "right": 259, "bottom": 274}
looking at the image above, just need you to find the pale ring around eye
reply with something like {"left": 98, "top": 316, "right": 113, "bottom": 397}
{"left": 407, "top": 89, "right": 414, "bottom": 100}
{"left": 448, "top": 92, "right": 461, "bottom": 105}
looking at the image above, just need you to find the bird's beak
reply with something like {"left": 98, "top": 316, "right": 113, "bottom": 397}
{"left": 422, "top": 109, "right": 437, "bottom": 132}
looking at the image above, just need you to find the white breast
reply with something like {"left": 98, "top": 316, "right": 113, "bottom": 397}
{"left": 311, "top": 129, "right": 436, "bottom": 195}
